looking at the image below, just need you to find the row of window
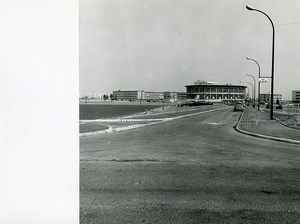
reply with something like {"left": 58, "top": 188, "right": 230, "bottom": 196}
{"left": 187, "top": 87, "right": 245, "bottom": 93}
{"left": 188, "top": 94, "right": 245, "bottom": 100}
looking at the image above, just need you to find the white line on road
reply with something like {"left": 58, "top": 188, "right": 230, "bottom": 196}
{"left": 80, "top": 106, "right": 229, "bottom": 136}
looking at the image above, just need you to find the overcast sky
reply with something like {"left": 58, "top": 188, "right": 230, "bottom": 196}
{"left": 80, "top": 0, "right": 300, "bottom": 100}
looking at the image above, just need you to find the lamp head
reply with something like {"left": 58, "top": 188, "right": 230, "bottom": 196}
{"left": 246, "top": 5, "right": 255, "bottom": 11}
{"left": 246, "top": 57, "right": 250, "bottom": 60}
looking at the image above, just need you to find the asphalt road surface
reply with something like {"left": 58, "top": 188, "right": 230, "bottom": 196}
{"left": 80, "top": 107, "right": 300, "bottom": 224}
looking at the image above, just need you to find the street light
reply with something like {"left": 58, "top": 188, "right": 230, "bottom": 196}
{"left": 246, "top": 57, "right": 261, "bottom": 110}
{"left": 246, "top": 74, "right": 256, "bottom": 108}
{"left": 246, "top": 86, "right": 249, "bottom": 97}
{"left": 246, "top": 5, "right": 275, "bottom": 119}
{"left": 247, "top": 82, "right": 254, "bottom": 104}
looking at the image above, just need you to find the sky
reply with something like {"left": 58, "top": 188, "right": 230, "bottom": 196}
{"left": 80, "top": 0, "right": 300, "bottom": 100}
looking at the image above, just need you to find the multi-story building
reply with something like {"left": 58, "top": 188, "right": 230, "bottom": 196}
{"left": 163, "top": 91, "right": 187, "bottom": 102}
{"left": 176, "top": 92, "right": 187, "bottom": 101}
{"left": 259, "top": 93, "right": 282, "bottom": 103}
{"left": 113, "top": 90, "right": 144, "bottom": 101}
{"left": 144, "top": 91, "right": 164, "bottom": 101}
{"left": 113, "top": 90, "right": 165, "bottom": 101}
{"left": 185, "top": 80, "right": 246, "bottom": 103}
{"left": 292, "top": 90, "right": 300, "bottom": 103}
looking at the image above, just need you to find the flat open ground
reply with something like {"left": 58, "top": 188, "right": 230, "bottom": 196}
{"left": 80, "top": 106, "right": 300, "bottom": 223}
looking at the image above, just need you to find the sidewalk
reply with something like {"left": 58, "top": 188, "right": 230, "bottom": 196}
{"left": 236, "top": 106, "right": 300, "bottom": 144}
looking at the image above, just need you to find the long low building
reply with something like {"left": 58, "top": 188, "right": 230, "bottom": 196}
{"left": 164, "top": 91, "right": 187, "bottom": 102}
{"left": 144, "top": 91, "right": 164, "bottom": 101}
{"left": 112, "top": 90, "right": 144, "bottom": 101}
{"left": 259, "top": 93, "right": 282, "bottom": 103}
{"left": 113, "top": 90, "right": 175, "bottom": 101}
{"left": 185, "top": 81, "right": 246, "bottom": 103}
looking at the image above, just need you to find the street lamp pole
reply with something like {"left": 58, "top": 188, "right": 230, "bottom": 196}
{"left": 246, "top": 74, "right": 256, "bottom": 108}
{"left": 246, "top": 5, "right": 275, "bottom": 119}
{"left": 246, "top": 57, "right": 261, "bottom": 110}
{"left": 247, "top": 82, "right": 254, "bottom": 104}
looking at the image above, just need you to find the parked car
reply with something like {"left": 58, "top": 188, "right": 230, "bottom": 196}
{"left": 234, "top": 102, "right": 244, "bottom": 111}
{"left": 276, "top": 104, "right": 282, "bottom": 109}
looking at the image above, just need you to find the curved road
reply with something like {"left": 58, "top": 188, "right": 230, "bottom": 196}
{"left": 80, "top": 107, "right": 300, "bottom": 223}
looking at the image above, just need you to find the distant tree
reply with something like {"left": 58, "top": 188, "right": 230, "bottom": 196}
{"left": 103, "top": 94, "right": 109, "bottom": 100}
{"left": 110, "top": 93, "right": 114, "bottom": 100}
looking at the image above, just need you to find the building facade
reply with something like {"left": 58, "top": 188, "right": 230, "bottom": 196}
{"left": 112, "top": 90, "right": 185, "bottom": 102}
{"left": 144, "top": 91, "right": 164, "bottom": 101}
{"left": 259, "top": 93, "right": 282, "bottom": 103}
{"left": 185, "top": 81, "right": 246, "bottom": 103}
{"left": 163, "top": 91, "right": 187, "bottom": 102}
{"left": 292, "top": 90, "right": 300, "bottom": 103}
{"left": 176, "top": 92, "right": 187, "bottom": 100}
{"left": 113, "top": 90, "right": 144, "bottom": 101}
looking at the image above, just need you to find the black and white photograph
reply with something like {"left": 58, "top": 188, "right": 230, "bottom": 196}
{"left": 1, "top": 0, "right": 300, "bottom": 223}
{"left": 80, "top": 0, "right": 300, "bottom": 223}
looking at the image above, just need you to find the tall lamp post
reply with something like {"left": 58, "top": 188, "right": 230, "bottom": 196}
{"left": 247, "top": 82, "right": 254, "bottom": 104}
{"left": 246, "top": 5, "right": 275, "bottom": 119}
{"left": 246, "top": 57, "right": 261, "bottom": 110}
{"left": 246, "top": 74, "right": 256, "bottom": 108}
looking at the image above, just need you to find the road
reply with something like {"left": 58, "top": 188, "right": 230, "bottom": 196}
{"left": 80, "top": 107, "right": 300, "bottom": 223}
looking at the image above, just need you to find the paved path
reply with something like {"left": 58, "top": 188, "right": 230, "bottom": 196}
{"left": 237, "top": 106, "right": 300, "bottom": 143}
{"left": 81, "top": 107, "right": 300, "bottom": 223}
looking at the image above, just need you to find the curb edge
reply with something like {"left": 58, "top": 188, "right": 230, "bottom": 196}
{"left": 235, "top": 108, "right": 300, "bottom": 145}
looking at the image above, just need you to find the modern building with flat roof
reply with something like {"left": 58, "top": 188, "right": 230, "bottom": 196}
{"left": 185, "top": 80, "right": 246, "bottom": 103}
{"left": 292, "top": 90, "right": 300, "bottom": 103}
{"left": 112, "top": 90, "right": 186, "bottom": 102}
{"left": 113, "top": 90, "right": 144, "bottom": 101}
{"left": 163, "top": 91, "right": 187, "bottom": 102}
{"left": 144, "top": 91, "right": 164, "bottom": 101}
{"left": 259, "top": 93, "right": 282, "bottom": 103}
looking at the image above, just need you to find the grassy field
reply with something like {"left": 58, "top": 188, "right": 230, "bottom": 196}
{"left": 262, "top": 105, "right": 300, "bottom": 129}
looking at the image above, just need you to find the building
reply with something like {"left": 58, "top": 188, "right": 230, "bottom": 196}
{"left": 144, "top": 91, "right": 164, "bottom": 101}
{"left": 185, "top": 80, "right": 246, "bottom": 103}
{"left": 176, "top": 92, "right": 187, "bottom": 101}
{"left": 163, "top": 91, "right": 187, "bottom": 102}
{"left": 112, "top": 90, "right": 165, "bottom": 101}
{"left": 259, "top": 93, "right": 282, "bottom": 103}
{"left": 113, "top": 90, "right": 144, "bottom": 101}
{"left": 292, "top": 90, "right": 300, "bottom": 103}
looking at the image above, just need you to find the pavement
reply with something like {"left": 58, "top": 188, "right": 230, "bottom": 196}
{"left": 79, "top": 105, "right": 227, "bottom": 137}
{"left": 236, "top": 106, "right": 300, "bottom": 145}
{"left": 80, "top": 104, "right": 300, "bottom": 144}
{"left": 80, "top": 106, "right": 300, "bottom": 223}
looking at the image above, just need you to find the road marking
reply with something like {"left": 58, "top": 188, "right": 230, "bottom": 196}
{"left": 80, "top": 106, "right": 229, "bottom": 136}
